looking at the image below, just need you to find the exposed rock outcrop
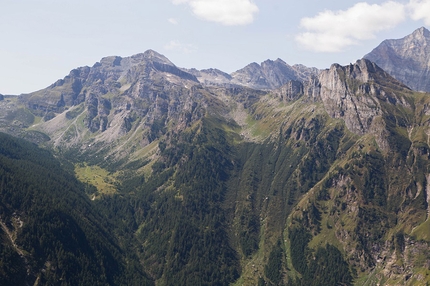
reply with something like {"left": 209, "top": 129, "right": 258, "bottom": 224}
{"left": 316, "top": 59, "right": 410, "bottom": 136}
{"left": 272, "top": 80, "right": 304, "bottom": 102}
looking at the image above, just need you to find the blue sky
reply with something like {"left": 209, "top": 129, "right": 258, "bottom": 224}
{"left": 1, "top": 0, "right": 429, "bottom": 95}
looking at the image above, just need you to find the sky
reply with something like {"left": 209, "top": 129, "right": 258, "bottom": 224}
{"left": 1, "top": 0, "right": 430, "bottom": 95}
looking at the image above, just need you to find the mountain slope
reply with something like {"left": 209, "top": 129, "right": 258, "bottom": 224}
{"left": 0, "top": 132, "right": 152, "bottom": 285}
{"left": 364, "top": 26, "right": 430, "bottom": 92}
{"left": 285, "top": 59, "right": 430, "bottom": 285}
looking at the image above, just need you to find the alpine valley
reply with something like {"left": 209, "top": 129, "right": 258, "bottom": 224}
{"left": 1, "top": 27, "right": 430, "bottom": 286}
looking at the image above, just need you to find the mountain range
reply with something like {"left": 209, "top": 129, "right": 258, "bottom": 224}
{"left": 0, "top": 27, "right": 430, "bottom": 285}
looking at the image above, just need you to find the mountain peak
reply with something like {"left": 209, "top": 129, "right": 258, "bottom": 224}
{"left": 355, "top": 58, "right": 381, "bottom": 74}
{"left": 275, "top": 58, "right": 287, "bottom": 65}
{"left": 412, "top": 26, "right": 430, "bottom": 38}
{"left": 364, "top": 26, "right": 430, "bottom": 92}
{"left": 402, "top": 26, "right": 430, "bottom": 47}
{"left": 141, "top": 49, "right": 174, "bottom": 65}
{"left": 230, "top": 58, "right": 318, "bottom": 89}
{"left": 96, "top": 50, "right": 175, "bottom": 68}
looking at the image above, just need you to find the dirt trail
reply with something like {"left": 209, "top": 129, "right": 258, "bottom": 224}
{"left": 0, "top": 218, "right": 31, "bottom": 275}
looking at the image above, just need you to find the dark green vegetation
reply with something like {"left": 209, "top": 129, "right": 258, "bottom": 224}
{"left": 289, "top": 227, "right": 352, "bottom": 286}
{"left": 0, "top": 133, "right": 152, "bottom": 285}
{"left": 0, "top": 54, "right": 430, "bottom": 285}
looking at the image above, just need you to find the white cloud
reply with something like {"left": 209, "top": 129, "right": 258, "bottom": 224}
{"left": 164, "top": 40, "right": 198, "bottom": 53}
{"left": 408, "top": 0, "right": 430, "bottom": 25}
{"left": 168, "top": 18, "right": 179, "bottom": 25}
{"left": 171, "top": 0, "right": 259, "bottom": 26}
{"left": 296, "top": 1, "right": 406, "bottom": 52}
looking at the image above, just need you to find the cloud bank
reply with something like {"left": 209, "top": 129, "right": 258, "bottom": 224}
{"left": 296, "top": 0, "right": 430, "bottom": 52}
{"left": 409, "top": 0, "right": 430, "bottom": 25}
{"left": 172, "top": 0, "right": 259, "bottom": 26}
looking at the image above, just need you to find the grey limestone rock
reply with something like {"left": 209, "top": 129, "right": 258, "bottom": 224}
{"left": 272, "top": 80, "right": 304, "bottom": 102}
{"left": 316, "top": 59, "right": 410, "bottom": 136}
{"left": 364, "top": 27, "right": 430, "bottom": 92}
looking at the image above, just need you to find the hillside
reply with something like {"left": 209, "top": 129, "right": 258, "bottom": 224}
{"left": 0, "top": 132, "right": 152, "bottom": 285}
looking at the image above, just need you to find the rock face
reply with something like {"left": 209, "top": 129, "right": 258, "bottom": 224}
{"left": 272, "top": 80, "right": 304, "bottom": 102}
{"left": 364, "top": 27, "right": 430, "bottom": 92}
{"left": 317, "top": 59, "right": 410, "bottom": 135}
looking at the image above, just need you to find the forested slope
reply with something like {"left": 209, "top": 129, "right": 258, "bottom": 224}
{"left": 0, "top": 132, "right": 152, "bottom": 285}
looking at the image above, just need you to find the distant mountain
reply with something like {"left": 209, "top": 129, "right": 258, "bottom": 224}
{"left": 230, "top": 59, "right": 319, "bottom": 89}
{"left": 364, "top": 27, "right": 430, "bottom": 92}
{"left": 23, "top": 49, "right": 198, "bottom": 115}
{"left": 185, "top": 58, "right": 319, "bottom": 89}
{"left": 1, "top": 48, "right": 430, "bottom": 285}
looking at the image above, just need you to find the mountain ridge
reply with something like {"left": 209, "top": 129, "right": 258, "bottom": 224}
{"left": 0, "top": 28, "right": 430, "bottom": 285}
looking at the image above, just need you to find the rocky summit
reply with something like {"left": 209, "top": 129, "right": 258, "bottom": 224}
{"left": 0, "top": 28, "right": 430, "bottom": 286}
{"left": 364, "top": 26, "right": 430, "bottom": 92}
{"left": 185, "top": 58, "right": 319, "bottom": 90}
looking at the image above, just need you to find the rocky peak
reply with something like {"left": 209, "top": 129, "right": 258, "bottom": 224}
{"left": 94, "top": 51, "right": 173, "bottom": 72}
{"left": 231, "top": 62, "right": 271, "bottom": 89}
{"left": 230, "top": 59, "right": 318, "bottom": 90}
{"left": 260, "top": 58, "right": 297, "bottom": 87}
{"left": 141, "top": 49, "right": 174, "bottom": 65}
{"left": 21, "top": 49, "right": 200, "bottom": 125}
{"left": 412, "top": 26, "right": 430, "bottom": 38}
{"left": 185, "top": 59, "right": 319, "bottom": 90}
{"left": 94, "top": 50, "right": 188, "bottom": 78}
{"left": 323, "top": 59, "right": 387, "bottom": 86}
{"left": 234, "top": 62, "right": 261, "bottom": 75}
{"left": 130, "top": 50, "right": 198, "bottom": 82}
{"left": 261, "top": 58, "right": 286, "bottom": 67}
{"left": 364, "top": 26, "right": 430, "bottom": 92}
{"left": 316, "top": 59, "right": 408, "bottom": 135}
